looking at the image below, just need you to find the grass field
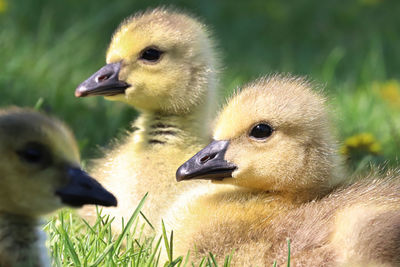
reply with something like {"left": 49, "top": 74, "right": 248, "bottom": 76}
{"left": 1, "top": 0, "right": 400, "bottom": 265}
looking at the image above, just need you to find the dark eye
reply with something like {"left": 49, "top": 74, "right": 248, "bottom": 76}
{"left": 249, "top": 123, "right": 273, "bottom": 140}
{"left": 17, "top": 142, "right": 50, "bottom": 165}
{"left": 139, "top": 48, "right": 163, "bottom": 62}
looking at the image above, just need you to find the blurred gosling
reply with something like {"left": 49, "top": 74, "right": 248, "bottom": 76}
{"left": 0, "top": 108, "right": 117, "bottom": 267}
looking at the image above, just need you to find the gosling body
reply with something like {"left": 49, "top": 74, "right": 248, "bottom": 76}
{"left": 0, "top": 108, "right": 116, "bottom": 267}
{"left": 76, "top": 8, "right": 219, "bottom": 232}
{"left": 169, "top": 176, "right": 400, "bottom": 266}
{"left": 165, "top": 76, "right": 400, "bottom": 266}
{"left": 0, "top": 215, "right": 51, "bottom": 267}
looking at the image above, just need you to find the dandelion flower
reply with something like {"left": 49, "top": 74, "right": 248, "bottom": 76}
{"left": 0, "top": 0, "right": 7, "bottom": 13}
{"left": 341, "top": 133, "right": 381, "bottom": 157}
{"left": 377, "top": 80, "right": 400, "bottom": 107}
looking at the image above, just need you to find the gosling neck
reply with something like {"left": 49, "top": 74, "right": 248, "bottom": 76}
{"left": 133, "top": 102, "right": 213, "bottom": 147}
{"left": 0, "top": 212, "right": 50, "bottom": 267}
{"left": 223, "top": 186, "right": 329, "bottom": 206}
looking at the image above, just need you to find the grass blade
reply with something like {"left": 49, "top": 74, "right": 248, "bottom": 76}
{"left": 182, "top": 250, "right": 190, "bottom": 267}
{"left": 145, "top": 236, "right": 162, "bottom": 267}
{"left": 140, "top": 211, "right": 155, "bottom": 230}
{"left": 209, "top": 252, "right": 218, "bottom": 266}
{"left": 34, "top": 97, "right": 44, "bottom": 110}
{"left": 89, "top": 242, "right": 115, "bottom": 267}
{"left": 114, "top": 193, "right": 148, "bottom": 253}
{"left": 57, "top": 223, "right": 81, "bottom": 266}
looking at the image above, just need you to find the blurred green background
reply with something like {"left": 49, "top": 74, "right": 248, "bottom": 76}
{"left": 1, "top": 0, "right": 399, "bottom": 169}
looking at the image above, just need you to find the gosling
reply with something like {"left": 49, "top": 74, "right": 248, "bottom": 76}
{"left": 165, "top": 75, "right": 400, "bottom": 266}
{"left": 0, "top": 108, "right": 117, "bottom": 267}
{"left": 75, "top": 7, "right": 220, "bottom": 233}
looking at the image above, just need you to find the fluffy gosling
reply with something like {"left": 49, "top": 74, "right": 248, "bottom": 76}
{"left": 0, "top": 108, "right": 117, "bottom": 267}
{"left": 165, "top": 75, "right": 400, "bottom": 266}
{"left": 75, "top": 7, "right": 219, "bottom": 232}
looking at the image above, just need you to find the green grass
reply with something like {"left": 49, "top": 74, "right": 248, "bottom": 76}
{"left": 45, "top": 199, "right": 235, "bottom": 266}
{"left": 46, "top": 195, "right": 170, "bottom": 267}
{"left": 47, "top": 195, "right": 151, "bottom": 267}
{"left": 1, "top": 0, "right": 400, "bottom": 265}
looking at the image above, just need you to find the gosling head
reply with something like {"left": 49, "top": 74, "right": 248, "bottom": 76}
{"left": 75, "top": 7, "right": 218, "bottom": 113}
{"left": 177, "top": 75, "right": 344, "bottom": 198}
{"left": 0, "top": 108, "right": 117, "bottom": 217}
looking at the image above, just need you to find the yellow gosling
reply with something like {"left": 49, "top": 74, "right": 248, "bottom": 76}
{"left": 75, "top": 7, "right": 220, "bottom": 233}
{"left": 165, "top": 75, "right": 400, "bottom": 266}
{"left": 0, "top": 108, "right": 116, "bottom": 267}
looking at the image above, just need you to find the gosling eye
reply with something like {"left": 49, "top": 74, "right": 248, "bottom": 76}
{"left": 249, "top": 123, "right": 274, "bottom": 140}
{"left": 16, "top": 142, "right": 50, "bottom": 166}
{"left": 139, "top": 47, "right": 163, "bottom": 62}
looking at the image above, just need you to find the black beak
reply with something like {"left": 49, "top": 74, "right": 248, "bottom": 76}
{"left": 176, "top": 140, "right": 237, "bottom": 182}
{"left": 75, "top": 62, "right": 130, "bottom": 97}
{"left": 55, "top": 167, "right": 117, "bottom": 207}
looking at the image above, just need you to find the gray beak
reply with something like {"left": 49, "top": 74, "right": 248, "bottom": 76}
{"left": 176, "top": 140, "right": 237, "bottom": 182}
{"left": 75, "top": 62, "right": 130, "bottom": 97}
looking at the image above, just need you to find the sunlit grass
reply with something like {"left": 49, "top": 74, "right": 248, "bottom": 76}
{"left": 46, "top": 196, "right": 154, "bottom": 267}
{"left": 45, "top": 196, "right": 236, "bottom": 266}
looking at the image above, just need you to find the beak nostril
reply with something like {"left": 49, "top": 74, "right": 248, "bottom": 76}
{"left": 96, "top": 74, "right": 111, "bottom": 83}
{"left": 200, "top": 155, "right": 210, "bottom": 163}
{"left": 200, "top": 153, "right": 217, "bottom": 164}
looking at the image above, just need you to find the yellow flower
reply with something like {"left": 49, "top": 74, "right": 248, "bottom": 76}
{"left": 341, "top": 133, "right": 381, "bottom": 156}
{"left": 0, "top": 0, "right": 7, "bottom": 13}
{"left": 377, "top": 80, "right": 400, "bottom": 107}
